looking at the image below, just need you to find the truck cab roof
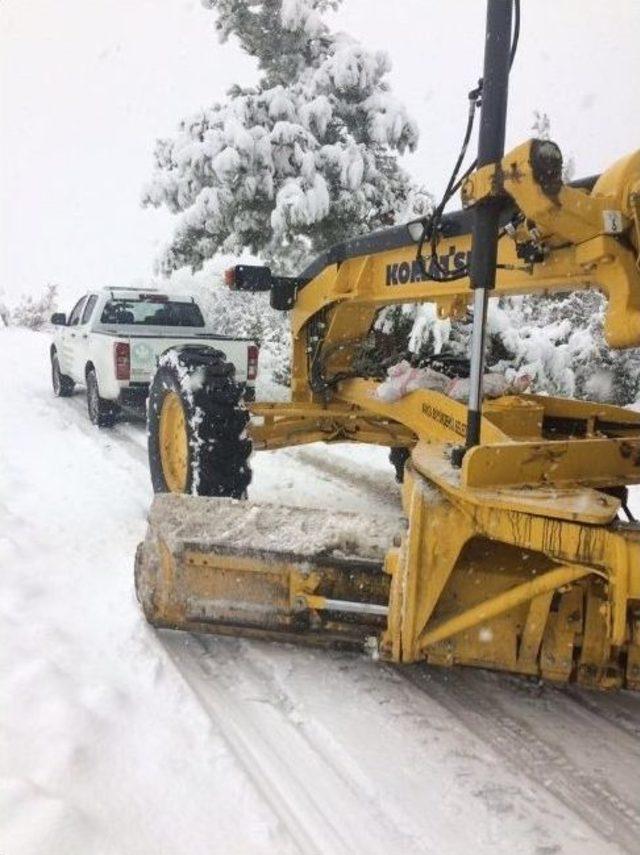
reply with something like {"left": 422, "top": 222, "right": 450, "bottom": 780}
{"left": 99, "top": 287, "right": 194, "bottom": 303}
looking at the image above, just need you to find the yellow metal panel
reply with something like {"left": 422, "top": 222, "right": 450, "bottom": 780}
{"left": 336, "top": 380, "right": 508, "bottom": 445}
{"left": 578, "top": 584, "right": 620, "bottom": 689}
{"left": 517, "top": 592, "right": 553, "bottom": 671}
{"left": 411, "top": 441, "right": 620, "bottom": 524}
{"left": 526, "top": 393, "right": 640, "bottom": 423}
{"left": 591, "top": 149, "right": 640, "bottom": 214}
{"left": 540, "top": 587, "right": 583, "bottom": 683}
{"left": 462, "top": 437, "right": 640, "bottom": 490}
{"left": 419, "top": 564, "right": 588, "bottom": 649}
{"left": 480, "top": 396, "right": 544, "bottom": 439}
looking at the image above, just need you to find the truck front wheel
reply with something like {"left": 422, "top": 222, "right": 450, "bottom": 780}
{"left": 147, "top": 347, "right": 252, "bottom": 498}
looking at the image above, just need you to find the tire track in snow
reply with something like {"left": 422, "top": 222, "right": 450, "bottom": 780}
{"left": 559, "top": 686, "right": 640, "bottom": 742}
{"left": 42, "top": 389, "right": 149, "bottom": 468}
{"left": 231, "top": 638, "right": 430, "bottom": 853}
{"left": 477, "top": 671, "right": 640, "bottom": 752}
{"left": 160, "top": 633, "right": 430, "bottom": 855}
{"left": 399, "top": 665, "right": 640, "bottom": 854}
{"left": 158, "top": 633, "right": 314, "bottom": 855}
{"left": 282, "top": 446, "right": 401, "bottom": 507}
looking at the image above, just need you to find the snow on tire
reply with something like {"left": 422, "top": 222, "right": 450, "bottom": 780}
{"left": 147, "top": 345, "right": 252, "bottom": 498}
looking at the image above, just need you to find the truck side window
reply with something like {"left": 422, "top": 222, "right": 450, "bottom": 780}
{"left": 68, "top": 297, "right": 87, "bottom": 326}
{"left": 81, "top": 294, "right": 98, "bottom": 325}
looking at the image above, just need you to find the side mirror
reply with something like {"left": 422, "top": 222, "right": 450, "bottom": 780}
{"left": 51, "top": 313, "right": 67, "bottom": 325}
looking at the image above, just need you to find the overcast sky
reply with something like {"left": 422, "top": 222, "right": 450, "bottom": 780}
{"left": 1, "top": 0, "right": 639, "bottom": 306}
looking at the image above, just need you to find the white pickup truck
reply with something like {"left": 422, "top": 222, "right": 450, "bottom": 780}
{"left": 50, "top": 287, "right": 258, "bottom": 426}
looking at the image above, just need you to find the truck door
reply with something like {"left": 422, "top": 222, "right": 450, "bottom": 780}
{"left": 73, "top": 294, "right": 98, "bottom": 380}
{"left": 59, "top": 296, "right": 86, "bottom": 380}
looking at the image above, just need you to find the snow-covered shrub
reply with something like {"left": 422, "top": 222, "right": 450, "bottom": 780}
{"left": 492, "top": 292, "right": 640, "bottom": 405}
{"left": 10, "top": 284, "right": 58, "bottom": 331}
{"left": 143, "top": 0, "right": 424, "bottom": 276}
{"left": 379, "top": 290, "right": 640, "bottom": 406}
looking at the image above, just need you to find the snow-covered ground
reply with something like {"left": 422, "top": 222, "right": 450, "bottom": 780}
{"left": 1, "top": 327, "right": 639, "bottom": 855}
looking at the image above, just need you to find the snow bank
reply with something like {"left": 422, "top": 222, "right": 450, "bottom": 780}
{"left": 0, "top": 329, "right": 295, "bottom": 854}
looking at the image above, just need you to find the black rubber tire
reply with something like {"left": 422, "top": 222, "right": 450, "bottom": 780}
{"left": 51, "top": 350, "right": 75, "bottom": 397}
{"left": 86, "top": 369, "right": 118, "bottom": 427}
{"left": 148, "top": 346, "right": 252, "bottom": 498}
{"left": 389, "top": 447, "right": 411, "bottom": 483}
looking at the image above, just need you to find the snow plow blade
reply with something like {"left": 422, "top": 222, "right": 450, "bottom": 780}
{"left": 135, "top": 494, "right": 404, "bottom": 647}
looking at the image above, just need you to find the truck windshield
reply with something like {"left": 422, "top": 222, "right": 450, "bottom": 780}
{"left": 100, "top": 298, "right": 205, "bottom": 327}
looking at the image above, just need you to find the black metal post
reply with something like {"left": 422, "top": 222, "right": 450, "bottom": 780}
{"left": 465, "top": 0, "right": 513, "bottom": 450}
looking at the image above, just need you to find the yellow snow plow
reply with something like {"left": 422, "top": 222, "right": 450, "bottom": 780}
{"left": 136, "top": 1, "right": 640, "bottom": 690}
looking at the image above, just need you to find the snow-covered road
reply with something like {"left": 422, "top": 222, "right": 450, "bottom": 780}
{"left": 1, "top": 328, "right": 639, "bottom": 855}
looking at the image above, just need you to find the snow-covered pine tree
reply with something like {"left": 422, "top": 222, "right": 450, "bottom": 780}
{"left": 143, "top": 0, "right": 426, "bottom": 276}
{"left": 487, "top": 292, "right": 640, "bottom": 405}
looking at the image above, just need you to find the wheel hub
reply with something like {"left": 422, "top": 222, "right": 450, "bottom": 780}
{"left": 159, "top": 391, "right": 189, "bottom": 493}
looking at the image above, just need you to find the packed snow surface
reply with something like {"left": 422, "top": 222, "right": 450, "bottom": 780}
{"left": 2, "top": 328, "right": 640, "bottom": 855}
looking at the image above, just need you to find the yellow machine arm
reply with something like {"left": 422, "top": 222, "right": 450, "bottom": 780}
{"left": 289, "top": 139, "right": 640, "bottom": 398}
